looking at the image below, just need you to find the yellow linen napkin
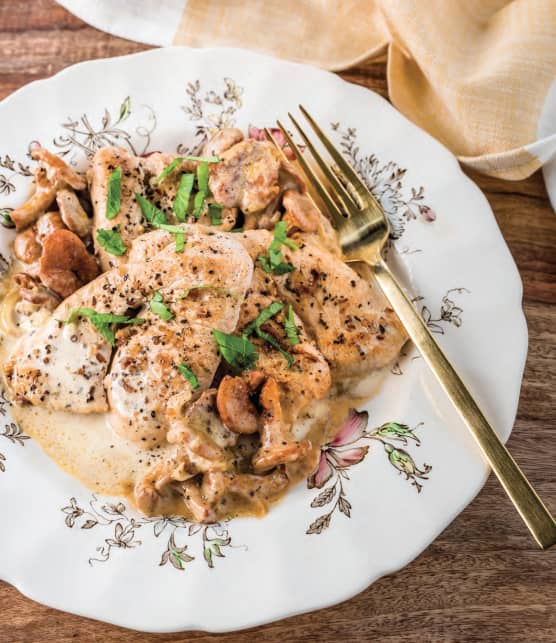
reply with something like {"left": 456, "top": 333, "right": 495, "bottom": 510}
{"left": 173, "top": 0, "right": 556, "bottom": 181}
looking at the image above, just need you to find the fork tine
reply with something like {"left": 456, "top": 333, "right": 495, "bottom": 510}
{"left": 298, "top": 105, "right": 372, "bottom": 199}
{"left": 287, "top": 112, "right": 357, "bottom": 212}
{"left": 275, "top": 120, "right": 345, "bottom": 225}
{"left": 264, "top": 128, "right": 289, "bottom": 163}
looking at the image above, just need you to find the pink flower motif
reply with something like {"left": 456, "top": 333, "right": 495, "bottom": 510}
{"left": 308, "top": 409, "right": 370, "bottom": 489}
{"left": 418, "top": 205, "right": 436, "bottom": 222}
{"left": 331, "top": 446, "right": 369, "bottom": 468}
{"left": 330, "top": 409, "right": 369, "bottom": 447}
{"left": 308, "top": 451, "right": 334, "bottom": 489}
{"left": 248, "top": 125, "right": 296, "bottom": 160}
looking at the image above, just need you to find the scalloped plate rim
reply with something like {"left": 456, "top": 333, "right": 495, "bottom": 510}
{"left": 0, "top": 46, "right": 527, "bottom": 633}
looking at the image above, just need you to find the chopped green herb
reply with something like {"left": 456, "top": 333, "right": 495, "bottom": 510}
{"left": 284, "top": 304, "right": 300, "bottom": 346}
{"left": 174, "top": 230, "right": 185, "bottom": 252}
{"left": 149, "top": 291, "right": 173, "bottom": 321}
{"left": 193, "top": 190, "right": 206, "bottom": 219}
{"left": 192, "top": 162, "right": 211, "bottom": 219}
{"left": 208, "top": 203, "right": 223, "bottom": 225}
{"left": 64, "top": 307, "right": 144, "bottom": 347}
{"left": 242, "top": 301, "right": 284, "bottom": 336}
{"left": 212, "top": 329, "right": 258, "bottom": 372}
{"left": 135, "top": 193, "right": 186, "bottom": 252}
{"left": 274, "top": 220, "right": 299, "bottom": 251}
{"left": 196, "top": 162, "right": 210, "bottom": 193}
{"left": 183, "top": 155, "right": 220, "bottom": 164}
{"left": 157, "top": 222, "right": 186, "bottom": 253}
{"left": 230, "top": 227, "right": 244, "bottom": 233}
{"left": 106, "top": 166, "right": 122, "bottom": 220}
{"left": 257, "top": 256, "right": 294, "bottom": 275}
{"left": 177, "top": 362, "right": 199, "bottom": 389}
{"left": 155, "top": 158, "right": 183, "bottom": 185}
{"left": 256, "top": 327, "right": 295, "bottom": 368}
{"left": 242, "top": 301, "right": 294, "bottom": 368}
{"left": 135, "top": 192, "right": 168, "bottom": 226}
{"left": 157, "top": 223, "right": 185, "bottom": 234}
{"left": 257, "top": 221, "right": 298, "bottom": 275}
{"left": 96, "top": 225, "right": 127, "bottom": 256}
{"left": 174, "top": 173, "right": 194, "bottom": 221}
{"left": 155, "top": 156, "right": 219, "bottom": 186}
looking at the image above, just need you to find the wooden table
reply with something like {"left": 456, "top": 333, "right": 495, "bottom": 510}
{"left": 1, "top": 2, "right": 555, "bottom": 641}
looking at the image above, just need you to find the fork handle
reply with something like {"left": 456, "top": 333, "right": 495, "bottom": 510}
{"left": 371, "top": 258, "right": 556, "bottom": 549}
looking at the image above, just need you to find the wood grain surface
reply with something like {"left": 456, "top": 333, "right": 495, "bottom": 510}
{"left": 0, "top": 2, "right": 555, "bottom": 641}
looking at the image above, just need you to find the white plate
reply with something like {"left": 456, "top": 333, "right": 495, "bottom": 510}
{"left": 0, "top": 47, "right": 527, "bottom": 633}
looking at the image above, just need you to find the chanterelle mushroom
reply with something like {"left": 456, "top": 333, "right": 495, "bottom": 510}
{"left": 30, "top": 147, "right": 86, "bottom": 191}
{"left": 13, "top": 228, "right": 42, "bottom": 264}
{"left": 202, "top": 127, "right": 244, "bottom": 157}
{"left": 56, "top": 189, "right": 92, "bottom": 239}
{"left": 216, "top": 375, "right": 260, "bottom": 434}
{"left": 10, "top": 148, "right": 87, "bottom": 232}
{"left": 38, "top": 228, "right": 99, "bottom": 298}
{"left": 36, "top": 211, "right": 65, "bottom": 243}
{"left": 13, "top": 273, "right": 60, "bottom": 311}
{"left": 252, "top": 377, "right": 311, "bottom": 472}
{"left": 10, "top": 167, "right": 57, "bottom": 232}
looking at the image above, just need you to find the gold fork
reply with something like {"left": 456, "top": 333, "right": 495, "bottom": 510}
{"left": 266, "top": 106, "right": 556, "bottom": 549}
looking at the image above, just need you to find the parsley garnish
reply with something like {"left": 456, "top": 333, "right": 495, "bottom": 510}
{"left": 257, "top": 221, "right": 298, "bottom": 275}
{"left": 208, "top": 203, "right": 223, "bottom": 225}
{"left": 177, "top": 362, "right": 199, "bottom": 389}
{"left": 96, "top": 225, "right": 127, "bottom": 256}
{"left": 284, "top": 304, "right": 300, "bottom": 346}
{"left": 242, "top": 301, "right": 294, "bottom": 368}
{"left": 158, "top": 223, "right": 186, "bottom": 253}
{"left": 193, "top": 162, "right": 210, "bottom": 219}
{"left": 155, "top": 156, "right": 219, "bottom": 185}
{"left": 243, "top": 301, "right": 284, "bottom": 336}
{"left": 183, "top": 155, "right": 220, "bottom": 164}
{"left": 106, "top": 166, "right": 122, "bottom": 220}
{"left": 154, "top": 158, "right": 182, "bottom": 185}
{"left": 212, "top": 329, "right": 258, "bottom": 372}
{"left": 149, "top": 291, "right": 173, "bottom": 321}
{"left": 135, "top": 192, "right": 167, "bottom": 226}
{"left": 64, "top": 307, "right": 144, "bottom": 347}
{"left": 174, "top": 173, "right": 194, "bottom": 221}
{"left": 134, "top": 193, "right": 185, "bottom": 252}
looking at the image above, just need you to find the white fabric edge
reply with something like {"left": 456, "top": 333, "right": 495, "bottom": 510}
{"left": 56, "top": 0, "right": 187, "bottom": 46}
{"left": 537, "top": 75, "right": 556, "bottom": 212}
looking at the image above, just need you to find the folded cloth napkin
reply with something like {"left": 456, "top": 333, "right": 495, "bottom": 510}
{"left": 58, "top": 0, "right": 556, "bottom": 205}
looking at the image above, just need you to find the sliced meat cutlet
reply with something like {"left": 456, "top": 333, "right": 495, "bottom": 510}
{"left": 4, "top": 269, "right": 129, "bottom": 413}
{"left": 105, "top": 227, "right": 253, "bottom": 447}
{"left": 89, "top": 147, "right": 196, "bottom": 270}
{"left": 4, "top": 226, "right": 253, "bottom": 417}
{"left": 232, "top": 262, "right": 331, "bottom": 471}
{"left": 238, "top": 230, "right": 407, "bottom": 379}
{"left": 236, "top": 263, "right": 331, "bottom": 423}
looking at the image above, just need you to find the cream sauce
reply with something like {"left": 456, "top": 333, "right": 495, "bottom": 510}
{"left": 0, "top": 268, "right": 391, "bottom": 519}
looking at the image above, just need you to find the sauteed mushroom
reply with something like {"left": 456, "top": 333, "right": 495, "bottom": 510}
{"left": 13, "top": 273, "right": 60, "bottom": 310}
{"left": 56, "top": 189, "right": 92, "bottom": 239}
{"left": 30, "top": 147, "right": 86, "bottom": 191}
{"left": 38, "top": 229, "right": 99, "bottom": 298}
{"left": 216, "top": 375, "right": 259, "bottom": 434}
{"left": 10, "top": 168, "right": 57, "bottom": 231}
{"left": 13, "top": 228, "right": 41, "bottom": 263}
{"left": 252, "top": 377, "right": 311, "bottom": 472}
